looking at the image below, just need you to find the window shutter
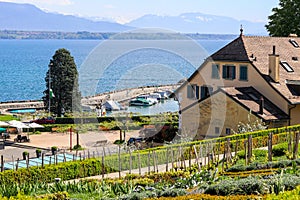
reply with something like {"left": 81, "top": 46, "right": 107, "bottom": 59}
{"left": 232, "top": 66, "right": 236, "bottom": 79}
{"left": 212, "top": 64, "right": 219, "bottom": 78}
{"left": 195, "top": 85, "right": 200, "bottom": 99}
{"left": 240, "top": 66, "right": 248, "bottom": 80}
{"left": 201, "top": 86, "right": 205, "bottom": 99}
{"left": 187, "top": 85, "right": 192, "bottom": 98}
{"left": 222, "top": 66, "right": 226, "bottom": 78}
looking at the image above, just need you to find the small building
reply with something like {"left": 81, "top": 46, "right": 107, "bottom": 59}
{"left": 177, "top": 32, "right": 300, "bottom": 139}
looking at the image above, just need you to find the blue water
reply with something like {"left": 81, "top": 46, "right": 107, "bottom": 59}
{"left": 0, "top": 39, "right": 231, "bottom": 102}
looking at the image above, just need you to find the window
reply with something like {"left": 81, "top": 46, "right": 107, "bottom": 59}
{"left": 187, "top": 84, "right": 200, "bottom": 99}
{"left": 289, "top": 39, "right": 299, "bottom": 48}
{"left": 280, "top": 61, "right": 294, "bottom": 72}
{"left": 187, "top": 85, "right": 194, "bottom": 99}
{"left": 215, "top": 127, "right": 220, "bottom": 135}
{"left": 212, "top": 64, "right": 220, "bottom": 79}
{"left": 201, "top": 85, "right": 213, "bottom": 99}
{"left": 226, "top": 128, "right": 231, "bottom": 135}
{"left": 239, "top": 66, "right": 248, "bottom": 81}
{"left": 222, "top": 65, "right": 236, "bottom": 80}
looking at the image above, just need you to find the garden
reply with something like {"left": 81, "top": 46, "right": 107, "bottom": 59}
{"left": 0, "top": 124, "right": 299, "bottom": 199}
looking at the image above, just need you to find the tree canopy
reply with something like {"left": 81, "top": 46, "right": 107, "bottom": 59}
{"left": 266, "top": 0, "right": 300, "bottom": 36}
{"left": 43, "top": 48, "right": 81, "bottom": 116}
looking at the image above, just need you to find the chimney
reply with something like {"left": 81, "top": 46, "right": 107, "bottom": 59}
{"left": 259, "top": 96, "right": 264, "bottom": 115}
{"left": 269, "top": 45, "right": 280, "bottom": 82}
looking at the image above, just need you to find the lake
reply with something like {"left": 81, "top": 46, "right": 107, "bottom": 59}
{"left": 0, "top": 39, "right": 231, "bottom": 102}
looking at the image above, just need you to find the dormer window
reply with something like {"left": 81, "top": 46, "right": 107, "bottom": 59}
{"left": 280, "top": 61, "right": 294, "bottom": 72}
{"left": 289, "top": 39, "right": 299, "bottom": 48}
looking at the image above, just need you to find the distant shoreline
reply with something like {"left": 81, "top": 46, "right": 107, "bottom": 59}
{"left": 0, "top": 30, "right": 237, "bottom": 40}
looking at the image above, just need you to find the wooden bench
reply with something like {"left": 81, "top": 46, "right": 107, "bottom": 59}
{"left": 94, "top": 140, "right": 108, "bottom": 146}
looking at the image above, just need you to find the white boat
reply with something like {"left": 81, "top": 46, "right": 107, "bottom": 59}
{"left": 137, "top": 94, "right": 158, "bottom": 104}
{"left": 129, "top": 98, "right": 154, "bottom": 106}
{"left": 148, "top": 93, "right": 162, "bottom": 101}
{"left": 103, "top": 100, "right": 124, "bottom": 111}
{"left": 154, "top": 91, "right": 169, "bottom": 99}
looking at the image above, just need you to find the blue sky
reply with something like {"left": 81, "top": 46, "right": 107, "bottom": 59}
{"left": 1, "top": 0, "right": 279, "bottom": 24}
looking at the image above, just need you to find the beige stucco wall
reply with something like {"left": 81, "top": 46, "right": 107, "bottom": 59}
{"left": 180, "top": 92, "right": 288, "bottom": 141}
{"left": 180, "top": 92, "right": 260, "bottom": 140}
{"left": 290, "top": 104, "right": 300, "bottom": 125}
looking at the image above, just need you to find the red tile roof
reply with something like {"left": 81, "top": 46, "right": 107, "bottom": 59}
{"left": 211, "top": 35, "right": 300, "bottom": 104}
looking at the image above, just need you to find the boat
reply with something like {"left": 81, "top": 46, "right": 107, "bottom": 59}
{"left": 103, "top": 100, "right": 125, "bottom": 111}
{"left": 129, "top": 98, "right": 155, "bottom": 106}
{"left": 154, "top": 91, "right": 169, "bottom": 100}
{"left": 148, "top": 93, "right": 162, "bottom": 101}
{"left": 137, "top": 94, "right": 158, "bottom": 104}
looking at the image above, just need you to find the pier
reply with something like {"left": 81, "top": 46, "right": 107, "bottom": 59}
{"left": 82, "top": 84, "right": 180, "bottom": 106}
{"left": 0, "top": 84, "right": 180, "bottom": 112}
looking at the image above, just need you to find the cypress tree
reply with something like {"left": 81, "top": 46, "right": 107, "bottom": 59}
{"left": 43, "top": 48, "right": 81, "bottom": 116}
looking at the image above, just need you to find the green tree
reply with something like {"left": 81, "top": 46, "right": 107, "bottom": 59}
{"left": 43, "top": 48, "right": 81, "bottom": 116}
{"left": 266, "top": 0, "right": 300, "bottom": 36}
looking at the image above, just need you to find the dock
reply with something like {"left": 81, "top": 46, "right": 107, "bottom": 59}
{"left": 0, "top": 84, "right": 180, "bottom": 112}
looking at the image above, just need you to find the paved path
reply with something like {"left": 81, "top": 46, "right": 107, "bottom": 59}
{"left": 67, "top": 153, "right": 226, "bottom": 183}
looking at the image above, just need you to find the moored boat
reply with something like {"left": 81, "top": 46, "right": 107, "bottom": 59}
{"left": 129, "top": 98, "right": 154, "bottom": 106}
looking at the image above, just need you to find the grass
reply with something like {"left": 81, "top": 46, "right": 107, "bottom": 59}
{"left": 0, "top": 114, "right": 17, "bottom": 121}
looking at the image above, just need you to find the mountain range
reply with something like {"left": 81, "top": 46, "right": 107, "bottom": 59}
{"left": 126, "top": 13, "right": 268, "bottom": 35}
{"left": 0, "top": 2, "right": 267, "bottom": 34}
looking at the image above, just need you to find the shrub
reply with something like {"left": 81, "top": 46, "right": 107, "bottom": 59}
{"left": 204, "top": 176, "right": 267, "bottom": 196}
{"left": 272, "top": 142, "right": 288, "bottom": 157}
{"left": 73, "top": 144, "right": 83, "bottom": 150}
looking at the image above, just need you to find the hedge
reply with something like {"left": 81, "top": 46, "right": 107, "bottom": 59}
{"left": 0, "top": 158, "right": 116, "bottom": 185}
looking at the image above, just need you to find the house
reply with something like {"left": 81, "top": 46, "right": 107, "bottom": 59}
{"left": 176, "top": 31, "right": 300, "bottom": 140}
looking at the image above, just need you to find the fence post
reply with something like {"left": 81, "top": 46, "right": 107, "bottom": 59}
{"left": 118, "top": 145, "right": 121, "bottom": 178}
{"left": 166, "top": 147, "right": 169, "bottom": 172}
{"left": 293, "top": 131, "right": 300, "bottom": 160}
{"left": 152, "top": 150, "right": 156, "bottom": 172}
{"left": 248, "top": 135, "right": 252, "bottom": 162}
{"left": 244, "top": 140, "right": 248, "bottom": 166}
{"left": 171, "top": 147, "right": 174, "bottom": 170}
{"left": 42, "top": 153, "right": 44, "bottom": 168}
{"left": 193, "top": 145, "right": 200, "bottom": 171}
{"left": 226, "top": 138, "right": 232, "bottom": 165}
{"left": 189, "top": 146, "right": 192, "bottom": 168}
{"left": 129, "top": 148, "right": 132, "bottom": 174}
{"left": 148, "top": 150, "right": 151, "bottom": 173}
{"left": 204, "top": 144, "right": 207, "bottom": 166}
{"left": 138, "top": 151, "right": 141, "bottom": 175}
{"left": 1, "top": 155, "right": 3, "bottom": 172}
{"left": 55, "top": 154, "right": 58, "bottom": 165}
{"left": 16, "top": 158, "right": 19, "bottom": 171}
{"left": 268, "top": 132, "right": 273, "bottom": 162}
{"left": 288, "top": 129, "right": 292, "bottom": 154}
{"left": 102, "top": 151, "right": 105, "bottom": 179}
{"left": 26, "top": 153, "right": 29, "bottom": 169}
{"left": 234, "top": 139, "right": 238, "bottom": 160}
{"left": 199, "top": 144, "right": 202, "bottom": 169}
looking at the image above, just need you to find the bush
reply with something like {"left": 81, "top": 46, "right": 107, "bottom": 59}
{"left": 73, "top": 144, "right": 83, "bottom": 150}
{"left": 204, "top": 176, "right": 268, "bottom": 195}
{"left": 272, "top": 142, "right": 288, "bottom": 157}
{"left": 0, "top": 158, "right": 116, "bottom": 185}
